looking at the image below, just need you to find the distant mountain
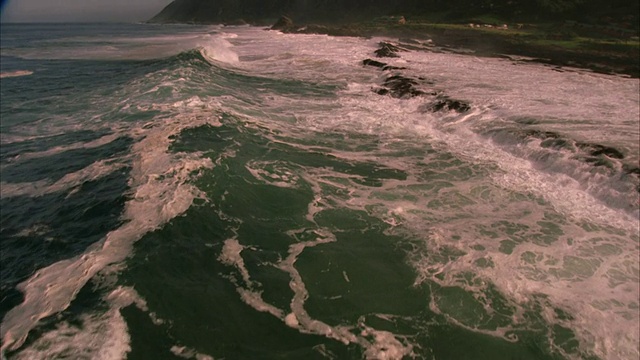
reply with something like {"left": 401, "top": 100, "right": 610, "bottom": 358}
{"left": 147, "top": 0, "right": 640, "bottom": 27}
{"left": 148, "top": 0, "right": 234, "bottom": 24}
{"left": 147, "top": 0, "right": 414, "bottom": 24}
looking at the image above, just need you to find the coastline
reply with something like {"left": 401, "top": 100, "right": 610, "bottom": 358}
{"left": 268, "top": 19, "right": 640, "bottom": 78}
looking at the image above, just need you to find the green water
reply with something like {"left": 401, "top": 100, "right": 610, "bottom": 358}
{"left": 1, "top": 23, "right": 638, "bottom": 360}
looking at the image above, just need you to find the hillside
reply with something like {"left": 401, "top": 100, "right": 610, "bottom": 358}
{"left": 148, "top": 0, "right": 640, "bottom": 28}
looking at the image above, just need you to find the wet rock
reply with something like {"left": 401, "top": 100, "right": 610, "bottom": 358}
{"left": 425, "top": 98, "right": 471, "bottom": 113}
{"left": 375, "top": 42, "right": 404, "bottom": 58}
{"left": 513, "top": 117, "right": 541, "bottom": 125}
{"left": 540, "top": 138, "right": 574, "bottom": 151}
{"left": 296, "top": 24, "right": 329, "bottom": 34}
{"left": 582, "top": 156, "right": 615, "bottom": 169}
{"left": 516, "top": 130, "right": 575, "bottom": 150}
{"left": 622, "top": 165, "right": 640, "bottom": 176}
{"left": 520, "top": 130, "right": 562, "bottom": 141}
{"left": 271, "top": 15, "right": 294, "bottom": 30}
{"left": 576, "top": 143, "right": 624, "bottom": 159}
{"left": 382, "top": 75, "right": 426, "bottom": 98}
{"left": 383, "top": 65, "right": 406, "bottom": 71}
{"left": 362, "top": 58, "right": 405, "bottom": 71}
{"left": 374, "top": 88, "right": 390, "bottom": 95}
{"left": 372, "top": 75, "right": 427, "bottom": 98}
{"left": 363, "top": 59, "right": 387, "bottom": 68}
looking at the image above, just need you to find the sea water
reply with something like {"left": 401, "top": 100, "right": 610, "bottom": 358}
{"left": 0, "top": 23, "right": 638, "bottom": 360}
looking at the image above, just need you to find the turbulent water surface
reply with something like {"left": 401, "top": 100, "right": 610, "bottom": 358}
{"left": 1, "top": 23, "right": 639, "bottom": 360}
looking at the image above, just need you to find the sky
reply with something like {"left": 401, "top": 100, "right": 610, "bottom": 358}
{"left": 0, "top": 0, "right": 174, "bottom": 23}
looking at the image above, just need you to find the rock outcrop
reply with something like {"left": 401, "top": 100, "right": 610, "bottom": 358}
{"left": 362, "top": 59, "right": 405, "bottom": 71}
{"left": 424, "top": 98, "right": 471, "bottom": 113}
{"left": 271, "top": 15, "right": 294, "bottom": 30}
{"left": 374, "top": 42, "right": 405, "bottom": 58}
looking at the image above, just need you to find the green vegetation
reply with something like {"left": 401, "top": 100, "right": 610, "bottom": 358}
{"left": 335, "top": 16, "right": 639, "bottom": 77}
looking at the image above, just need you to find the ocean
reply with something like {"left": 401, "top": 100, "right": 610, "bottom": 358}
{"left": 0, "top": 22, "right": 638, "bottom": 360}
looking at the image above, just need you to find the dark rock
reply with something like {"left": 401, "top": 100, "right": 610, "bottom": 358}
{"left": 374, "top": 88, "right": 390, "bottom": 95}
{"left": 513, "top": 117, "right": 541, "bottom": 125}
{"left": 362, "top": 58, "right": 406, "bottom": 71}
{"left": 382, "top": 75, "right": 426, "bottom": 98}
{"left": 271, "top": 15, "right": 294, "bottom": 30}
{"left": 425, "top": 98, "right": 471, "bottom": 113}
{"left": 375, "top": 42, "right": 404, "bottom": 58}
{"left": 576, "top": 143, "right": 625, "bottom": 159}
{"left": 523, "top": 130, "right": 562, "bottom": 140}
{"left": 296, "top": 24, "right": 329, "bottom": 34}
{"left": 322, "top": 26, "right": 361, "bottom": 37}
{"left": 583, "top": 156, "right": 614, "bottom": 168}
{"left": 383, "top": 65, "right": 407, "bottom": 71}
{"left": 363, "top": 59, "right": 387, "bottom": 68}
{"left": 384, "top": 75, "right": 417, "bottom": 86}
{"left": 512, "top": 129, "right": 574, "bottom": 149}
{"left": 540, "top": 138, "right": 574, "bottom": 150}
{"left": 623, "top": 165, "right": 640, "bottom": 175}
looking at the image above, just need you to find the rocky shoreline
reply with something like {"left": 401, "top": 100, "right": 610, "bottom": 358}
{"left": 357, "top": 39, "right": 639, "bottom": 193}
{"left": 268, "top": 16, "right": 639, "bottom": 78}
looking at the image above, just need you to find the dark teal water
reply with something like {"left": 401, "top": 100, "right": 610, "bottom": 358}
{"left": 0, "top": 23, "right": 638, "bottom": 360}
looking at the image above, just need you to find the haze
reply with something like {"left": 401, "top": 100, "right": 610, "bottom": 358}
{"left": 1, "top": 0, "right": 173, "bottom": 23}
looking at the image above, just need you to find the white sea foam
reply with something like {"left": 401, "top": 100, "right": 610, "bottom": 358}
{"left": 0, "top": 70, "right": 34, "bottom": 79}
{"left": 278, "top": 228, "right": 414, "bottom": 358}
{"left": 219, "top": 238, "right": 252, "bottom": 286}
{"left": 245, "top": 160, "right": 301, "bottom": 188}
{"left": 9, "top": 286, "right": 146, "bottom": 360}
{"left": 216, "top": 164, "right": 418, "bottom": 358}
{"left": 10, "top": 309, "right": 131, "bottom": 360}
{"left": 0, "top": 98, "right": 220, "bottom": 354}
{"left": 171, "top": 345, "right": 215, "bottom": 360}
{"left": 221, "top": 27, "right": 639, "bottom": 359}
{"left": 219, "top": 236, "right": 286, "bottom": 318}
{"left": 216, "top": 210, "right": 415, "bottom": 358}
{"left": 422, "top": 228, "right": 638, "bottom": 359}
{"left": 200, "top": 34, "right": 239, "bottom": 64}
{"left": 237, "top": 288, "right": 285, "bottom": 318}
{"left": 4, "top": 25, "right": 637, "bottom": 360}
{"left": 360, "top": 326, "right": 414, "bottom": 360}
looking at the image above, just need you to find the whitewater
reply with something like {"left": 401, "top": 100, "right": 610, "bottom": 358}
{"left": 0, "top": 23, "right": 638, "bottom": 360}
